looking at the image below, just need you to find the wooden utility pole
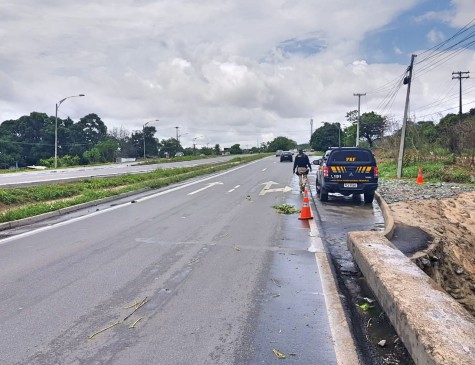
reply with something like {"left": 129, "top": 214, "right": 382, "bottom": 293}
{"left": 354, "top": 93, "right": 366, "bottom": 146}
{"left": 397, "top": 54, "right": 417, "bottom": 179}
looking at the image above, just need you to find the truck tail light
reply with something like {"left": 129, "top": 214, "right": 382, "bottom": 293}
{"left": 323, "top": 166, "right": 329, "bottom": 177}
{"left": 374, "top": 167, "right": 379, "bottom": 178}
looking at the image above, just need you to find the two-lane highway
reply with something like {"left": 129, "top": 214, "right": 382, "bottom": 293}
{"left": 0, "top": 157, "right": 358, "bottom": 365}
{"left": 0, "top": 156, "right": 237, "bottom": 188}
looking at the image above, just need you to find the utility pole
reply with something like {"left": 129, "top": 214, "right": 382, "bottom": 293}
{"left": 452, "top": 71, "right": 470, "bottom": 122}
{"left": 338, "top": 123, "right": 341, "bottom": 147}
{"left": 310, "top": 119, "right": 314, "bottom": 146}
{"left": 353, "top": 93, "right": 366, "bottom": 146}
{"left": 397, "top": 54, "right": 417, "bottom": 179}
{"left": 175, "top": 126, "right": 179, "bottom": 142}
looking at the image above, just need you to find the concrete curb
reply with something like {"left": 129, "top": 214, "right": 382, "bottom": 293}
{"left": 347, "top": 231, "right": 475, "bottom": 365}
{"left": 374, "top": 191, "right": 395, "bottom": 240}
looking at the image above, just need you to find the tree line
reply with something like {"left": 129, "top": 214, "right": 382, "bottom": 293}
{"left": 2, "top": 108, "right": 475, "bottom": 169}
{"left": 308, "top": 108, "right": 475, "bottom": 165}
{"left": 0, "top": 112, "right": 226, "bottom": 168}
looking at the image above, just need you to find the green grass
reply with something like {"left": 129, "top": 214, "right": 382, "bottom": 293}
{"left": 0, "top": 154, "right": 267, "bottom": 223}
{"left": 378, "top": 160, "right": 474, "bottom": 183}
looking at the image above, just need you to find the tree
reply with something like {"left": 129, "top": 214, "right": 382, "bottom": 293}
{"left": 214, "top": 144, "right": 220, "bottom": 155}
{"left": 83, "top": 148, "right": 101, "bottom": 164}
{"left": 267, "top": 136, "right": 297, "bottom": 152}
{"left": 229, "top": 144, "right": 242, "bottom": 154}
{"left": 159, "top": 138, "right": 181, "bottom": 157}
{"left": 458, "top": 116, "right": 475, "bottom": 163}
{"left": 95, "top": 138, "right": 120, "bottom": 162}
{"left": 343, "top": 124, "right": 357, "bottom": 147}
{"left": 359, "top": 112, "right": 387, "bottom": 147}
{"left": 345, "top": 110, "right": 359, "bottom": 124}
{"left": 310, "top": 122, "right": 340, "bottom": 151}
{"left": 438, "top": 113, "right": 460, "bottom": 153}
{"left": 199, "top": 146, "right": 214, "bottom": 155}
{"left": 76, "top": 114, "right": 107, "bottom": 145}
{"left": 0, "top": 138, "right": 21, "bottom": 168}
{"left": 345, "top": 110, "right": 387, "bottom": 147}
{"left": 143, "top": 125, "right": 158, "bottom": 157}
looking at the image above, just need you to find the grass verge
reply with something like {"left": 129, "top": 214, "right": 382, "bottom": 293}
{"left": 378, "top": 160, "right": 474, "bottom": 183}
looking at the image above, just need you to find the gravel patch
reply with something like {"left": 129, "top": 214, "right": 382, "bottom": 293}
{"left": 377, "top": 179, "right": 475, "bottom": 204}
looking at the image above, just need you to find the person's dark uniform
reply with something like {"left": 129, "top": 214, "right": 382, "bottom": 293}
{"left": 293, "top": 149, "right": 312, "bottom": 175}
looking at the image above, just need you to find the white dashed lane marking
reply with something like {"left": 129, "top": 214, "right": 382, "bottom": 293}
{"left": 227, "top": 185, "right": 241, "bottom": 193}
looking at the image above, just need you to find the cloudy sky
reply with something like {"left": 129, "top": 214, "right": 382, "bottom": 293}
{"left": 1, "top": 0, "right": 474, "bottom": 149}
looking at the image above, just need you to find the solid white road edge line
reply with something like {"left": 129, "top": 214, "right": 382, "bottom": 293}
{"left": 308, "top": 207, "right": 361, "bottom": 365}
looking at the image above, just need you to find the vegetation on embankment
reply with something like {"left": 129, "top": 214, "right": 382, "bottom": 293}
{"left": 378, "top": 160, "right": 474, "bottom": 184}
{"left": 0, "top": 155, "right": 266, "bottom": 223}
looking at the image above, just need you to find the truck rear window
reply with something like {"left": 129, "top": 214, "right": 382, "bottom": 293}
{"left": 329, "top": 151, "right": 374, "bottom": 164}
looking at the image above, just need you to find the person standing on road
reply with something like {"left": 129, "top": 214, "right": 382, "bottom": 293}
{"left": 293, "top": 149, "right": 312, "bottom": 174}
{"left": 293, "top": 149, "right": 312, "bottom": 192}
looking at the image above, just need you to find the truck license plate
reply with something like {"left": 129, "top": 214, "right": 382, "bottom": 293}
{"left": 344, "top": 183, "right": 358, "bottom": 188}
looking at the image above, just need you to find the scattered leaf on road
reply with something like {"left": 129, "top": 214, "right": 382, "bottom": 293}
{"left": 129, "top": 318, "right": 143, "bottom": 329}
{"left": 88, "top": 321, "right": 121, "bottom": 340}
{"left": 272, "top": 349, "right": 286, "bottom": 359}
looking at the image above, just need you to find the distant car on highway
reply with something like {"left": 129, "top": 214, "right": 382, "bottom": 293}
{"left": 280, "top": 151, "right": 293, "bottom": 162}
{"left": 275, "top": 150, "right": 283, "bottom": 157}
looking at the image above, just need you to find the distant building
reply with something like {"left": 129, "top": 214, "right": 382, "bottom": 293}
{"left": 116, "top": 157, "right": 136, "bottom": 163}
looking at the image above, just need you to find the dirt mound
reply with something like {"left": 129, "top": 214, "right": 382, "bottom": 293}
{"left": 388, "top": 191, "right": 475, "bottom": 316}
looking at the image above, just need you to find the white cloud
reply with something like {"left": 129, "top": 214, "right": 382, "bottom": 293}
{"left": 449, "top": 0, "right": 475, "bottom": 27}
{"left": 0, "top": 0, "right": 473, "bottom": 148}
{"left": 426, "top": 29, "right": 446, "bottom": 44}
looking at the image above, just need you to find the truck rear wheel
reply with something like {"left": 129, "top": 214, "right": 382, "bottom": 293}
{"left": 364, "top": 192, "right": 375, "bottom": 204}
{"left": 319, "top": 187, "right": 328, "bottom": 202}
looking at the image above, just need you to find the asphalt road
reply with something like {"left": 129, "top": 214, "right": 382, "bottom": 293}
{"left": 0, "top": 156, "right": 237, "bottom": 187}
{"left": 0, "top": 157, "right": 358, "bottom": 365}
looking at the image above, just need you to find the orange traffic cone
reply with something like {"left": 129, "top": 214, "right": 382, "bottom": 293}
{"left": 302, "top": 189, "right": 310, "bottom": 204}
{"left": 298, "top": 191, "right": 313, "bottom": 220}
{"left": 416, "top": 166, "right": 425, "bottom": 184}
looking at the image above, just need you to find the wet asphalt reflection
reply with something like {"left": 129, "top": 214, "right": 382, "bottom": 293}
{"left": 310, "top": 190, "right": 415, "bottom": 365}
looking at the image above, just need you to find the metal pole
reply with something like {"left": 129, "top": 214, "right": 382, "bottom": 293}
{"left": 54, "top": 103, "right": 58, "bottom": 168}
{"left": 143, "top": 119, "right": 158, "bottom": 159}
{"left": 353, "top": 93, "right": 366, "bottom": 147}
{"left": 54, "top": 94, "right": 84, "bottom": 168}
{"left": 143, "top": 122, "right": 149, "bottom": 159}
{"left": 338, "top": 123, "right": 341, "bottom": 147}
{"left": 397, "top": 54, "right": 417, "bottom": 178}
{"left": 310, "top": 118, "right": 313, "bottom": 142}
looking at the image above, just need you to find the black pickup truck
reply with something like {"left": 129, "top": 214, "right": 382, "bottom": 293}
{"left": 313, "top": 147, "right": 378, "bottom": 203}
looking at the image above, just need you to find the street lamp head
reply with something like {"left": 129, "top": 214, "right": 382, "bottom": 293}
{"left": 79, "top": 94, "right": 85, "bottom": 97}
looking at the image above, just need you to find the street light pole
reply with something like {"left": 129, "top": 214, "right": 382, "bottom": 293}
{"left": 143, "top": 119, "right": 159, "bottom": 159}
{"left": 192, "top": 135, "right": 203, "bottom": 155}
{"left": 55, "top": 94, "right": 85, "bottom": 168}
{"left": 192, "top": 137, "right": 197, "bottom": 155}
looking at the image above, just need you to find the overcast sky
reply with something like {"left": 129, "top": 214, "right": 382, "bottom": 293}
{"left": 1, "top": 0, "right": 474, "bottom": 149}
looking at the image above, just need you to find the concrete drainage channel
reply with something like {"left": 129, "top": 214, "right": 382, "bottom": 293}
{"left": 347, "top": 192, "right": 475, "bottom": 365}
